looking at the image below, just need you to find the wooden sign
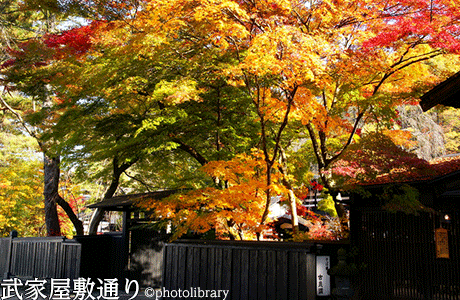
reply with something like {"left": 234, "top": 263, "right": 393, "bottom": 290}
{"left": 316, "top": 256, "right": 331, "bottom": 296}
{"left": 435, "top": 228, "right": 449, "bottom": 259}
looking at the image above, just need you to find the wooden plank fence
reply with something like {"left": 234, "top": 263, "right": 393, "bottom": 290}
{"left": 0, "top": 237, "right": 10, "bottom": 277}
{"left": 0, "top": 232, "right": 81, "bottom": 280}
{"left": 162, "top": 240, "right": 335, "bottom": 300}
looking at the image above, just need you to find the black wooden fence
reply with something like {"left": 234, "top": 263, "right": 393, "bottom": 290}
{"left": 162, "top": 240, "right": 346, "bottom": 300}
{"left": 74, "top": 234, "right": 125, "bottom": 281}
{"left": 0, "top": 233, "right": 81, "bottom": 280}
{"left": 73, "top": 230, "right": 165, "bottom": 287}
{"left": 352, "top": 209, "right": 460, "bottom": 300}
{"left": 129, "top": 229, "right": 166, "bottom": 287}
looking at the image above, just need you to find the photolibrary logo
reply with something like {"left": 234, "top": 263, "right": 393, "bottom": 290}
{"left": 144, "top": 287, "right": 229, "bottom": 300}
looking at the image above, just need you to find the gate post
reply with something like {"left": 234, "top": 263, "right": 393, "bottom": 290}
{"left": 306, "top": 253, "right": 316, "bottom": 300}
{"left": 3, "top": 230, "right": 18, "bottom": 279}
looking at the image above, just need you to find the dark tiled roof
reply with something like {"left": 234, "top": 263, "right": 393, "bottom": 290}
{"left": 86, "top": 189, "right": 184, "bottom": 210}
{"left": 420, "top": 71, "right": 460, "bottom": 111}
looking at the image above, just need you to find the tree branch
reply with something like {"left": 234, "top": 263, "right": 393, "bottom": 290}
{"left": 123, "top": 171, "right": 153, "bottom": 192}
{"left": 306, "top": 123, "right": 325, "bottom": 170}
{"left": 0, "top": 92, "right": 41, "bottom": 147}
{"left": 172, "top": 139, "right": 208, "bottom": 166}
{"left": 55, "top": 195, "right": 84, "bottom": 235}
{"left": 327, "top": 111, "right": 365, "bottom": 165}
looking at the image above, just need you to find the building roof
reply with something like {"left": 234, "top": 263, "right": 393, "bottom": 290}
{"left": 420, "top": 71, "right": 460, "bottom": 111}
{"left": 86, "top": 189, "right": 184, "bottom": 211}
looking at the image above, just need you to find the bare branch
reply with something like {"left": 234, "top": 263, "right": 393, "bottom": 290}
{"left": 0, "top": 91, "right": 42, "bottom": 148}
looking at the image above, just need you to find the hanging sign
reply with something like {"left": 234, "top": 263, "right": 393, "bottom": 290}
{"left": 316, "top": 255, "right": 331, "bottom": 296}
{"left": 435, "top": 228, "right": 449, "bottom": 259}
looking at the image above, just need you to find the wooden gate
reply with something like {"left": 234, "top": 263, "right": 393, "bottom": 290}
{"left": 162, "top": 240, "right": 321, "bottom": 300}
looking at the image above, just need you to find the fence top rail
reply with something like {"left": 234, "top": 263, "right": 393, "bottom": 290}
{"left": 167, "top": 239, "right": 349, "bottom": 252}
{"left": 61, "top": 239, "right": 80, "bottom": 244}
{"left": 10, "top": 236, "right": 69, "bottom": 243}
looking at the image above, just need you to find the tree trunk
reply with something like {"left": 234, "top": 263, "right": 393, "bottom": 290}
{"left": 43, "top": 154, "right": 62, "bottom": 236}
{"left": 55, "top": 194, "right": 84, "bottom": 235}
{"left": 88, "top": 208, "right": 105, "bottom": 235}
{"left": 278, "top": 148, "right": 299, "bottom": 233}
{"left": 88, "top": 155, "right": 138, "bottom": 235}
{"left": 43, "top": 154, "right": 84, "bottom": 236}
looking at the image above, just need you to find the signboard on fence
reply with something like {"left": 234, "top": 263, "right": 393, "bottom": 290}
{"left": 316, "top": 255, "right": 331, "bottom": 296}
{"left": 435, "top": 228, "right": 449, "bottom": 259}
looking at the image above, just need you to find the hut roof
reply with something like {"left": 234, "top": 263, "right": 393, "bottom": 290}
{"left": 86, "top": 189, "right": 184, "bottom": 211}
{"left": 420, "top": 71, "right": 460, "bottom": 111}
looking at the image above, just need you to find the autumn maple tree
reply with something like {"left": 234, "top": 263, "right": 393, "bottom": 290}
{"left": 330, "top": 131, "right": 432, "bottom": 187}
{"left": 128, "top": 0, "right": 460, "bottom": 234}
{"left": 2, "top": 0, "right": 460, "bottom": 239}
{"left": 138, "top": 150, "right": 276, "bottom": 239}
